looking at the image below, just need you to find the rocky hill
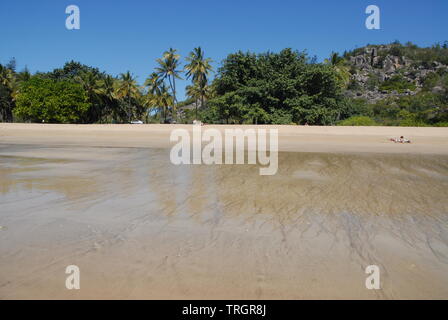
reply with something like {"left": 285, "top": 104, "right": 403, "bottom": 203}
{"left": 343, "top": 43, "right": 448, "bottom": 102}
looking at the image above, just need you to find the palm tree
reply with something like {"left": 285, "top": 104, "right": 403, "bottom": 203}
{"left": 186, "top": 77, "right": 211, "bottom": 119}
{"left": 97, "top": 75, "right": 118, "bottom": 122}
{"left": 115, "top": 71, "right": 139, "bottom": 123}
{"left": 144, "top": 83, "right": 173, "bottom": 123}
{"left": 75, "top": 71, "right": 100, "bottom": 97}
{"left": 155, "top": 48, "right": 182, "bottom": 120}
{"left": 184, "top": 47, "right": 213, "bottom": 118}
{"left": 185, "top": 47, "right": 213, "bottom": 83}
{"left": 0, "top": 64, "right": 16, "bottom": 122}
{"left": 144, "top": 73, "right": 163, "bottom": 121}
{"left": 98, "top": 75, "right": 115, "bottom": 99}
{"left": 158, "top": 84, "right": 174, "bottom": 122}
{"left": 0, "top": 64, "right": 13, "bottom": 87}
{"left": 75, "top": 71, "right": 107, "bottom": 122}
{"left": 144, "top": 72, "right": 163, "bottom": 96}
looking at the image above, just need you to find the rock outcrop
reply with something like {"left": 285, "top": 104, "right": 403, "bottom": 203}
{"left": 345, "top": 44, "right": 448, "bottom": 102}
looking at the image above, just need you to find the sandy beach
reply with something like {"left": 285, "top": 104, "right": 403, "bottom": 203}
{"left": 1, "top": 123, "right": 448, "bottom": 154}
{"left": 1, "top": 124, "right": 448, "bottom": 299}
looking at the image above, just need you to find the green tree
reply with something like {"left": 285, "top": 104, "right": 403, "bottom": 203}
{"left": 208, "top": 48, "right": 344, "bottom": 125}
{"left": 48, "top": 61, "right": 104, "bottom": 81}
{"left": 14, "top": 77, "right": 90, "bottom": 123}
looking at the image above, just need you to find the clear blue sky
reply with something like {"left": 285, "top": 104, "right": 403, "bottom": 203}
{"left": 1, "top": 0, "right": 447, "bottom": 100}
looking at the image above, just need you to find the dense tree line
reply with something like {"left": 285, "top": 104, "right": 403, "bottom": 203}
{"left": 1, "top": 42, "right": 447, "bottom": 126}
{"left": 0, "top": 47, "right": 213, "bottom": 124}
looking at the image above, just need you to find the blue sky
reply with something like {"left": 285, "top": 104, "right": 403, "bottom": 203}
{"left": 1, "top": 0, "right": 447, "bottom": 99}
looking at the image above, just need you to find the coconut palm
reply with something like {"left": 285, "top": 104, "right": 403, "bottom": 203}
{"left": 186, "top": 77, "right": 211, "bottom": 119}
{"left": 75, "top": 71, "right": 103, "bottom": 122}
{"left": 98, "top": 75, "right": 115, "bottom": 98}
{"left": 184, "top": 47, "right": 213, "bottom": 118}
{"left": 144, "top": 73, "right": 164, "bottom": 121}
{"left": 185, "top": 47, "right": 213, "bottom": 83}
{"left": 155, "top": 48, "right": 182, "bottom": 120}
{"left": 115, "top": 71, "right": 139, "bottom": 123}
{"left": 158, "top": 84, "right": 174, "bottom": 122}
{"left": 144, "top": 72, "right": 163, "bottom": 96}
{"left": 97, "top": 75, "right": 119, "bottom": 122}
{"left": 0, "top": 64, "right": 13, "bottom": 87}
{"left": 0, "top": 64, "right": 16, "bottom": 122}
{"left": 144, "top": 83, "right": 173, "bottom": 123}
{"left": 75, "top": 71, "right": 100, "bottom": 96}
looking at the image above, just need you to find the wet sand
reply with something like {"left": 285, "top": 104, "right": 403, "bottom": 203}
{"left": 1, "top": 124, "right": 448, "bottom": 299}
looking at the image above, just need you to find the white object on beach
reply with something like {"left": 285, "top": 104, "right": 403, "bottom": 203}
{"left": 130, "top": 120, "right": 144, "bottom": 124}
{"left": 390, "top": 137, "right": 411, "bottom": 143}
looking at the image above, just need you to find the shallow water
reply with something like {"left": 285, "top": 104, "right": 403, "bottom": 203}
{"left": 0, "top": 145, "right": 448, "bottom": 299}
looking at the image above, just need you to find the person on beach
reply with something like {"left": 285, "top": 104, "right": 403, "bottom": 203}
{"left": 390, "top": 136, "right": 411, "bottom": 143}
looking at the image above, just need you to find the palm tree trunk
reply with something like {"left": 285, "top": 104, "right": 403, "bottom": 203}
{"left": 195, "top": 100, "right": 198, "bottom": 120}
{"left": 172, "top": 76, "right": 177, "bottom": 122}
{"left": 200, "top": 95, "right": 205, "bottom": 118}
{"left": 128, "top": 95, "right": 131, "bottom": 123}
{"left": 166, "top": 76, "right": 175, "bottom": 122}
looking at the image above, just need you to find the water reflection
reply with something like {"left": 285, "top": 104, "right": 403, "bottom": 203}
{"left": 1, "top": 146, "right": 448, "bottom": 299}
{"left": 1, "top": 148, "right": 448, "bottom": 221}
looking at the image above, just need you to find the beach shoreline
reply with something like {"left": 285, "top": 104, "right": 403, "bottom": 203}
{"left": 1, "top": 123, "right": 448, "bottom": 155}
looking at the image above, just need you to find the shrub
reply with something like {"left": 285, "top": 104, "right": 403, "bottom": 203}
{"left": 380, "top": 75, "right": 416, "bottom": 93}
